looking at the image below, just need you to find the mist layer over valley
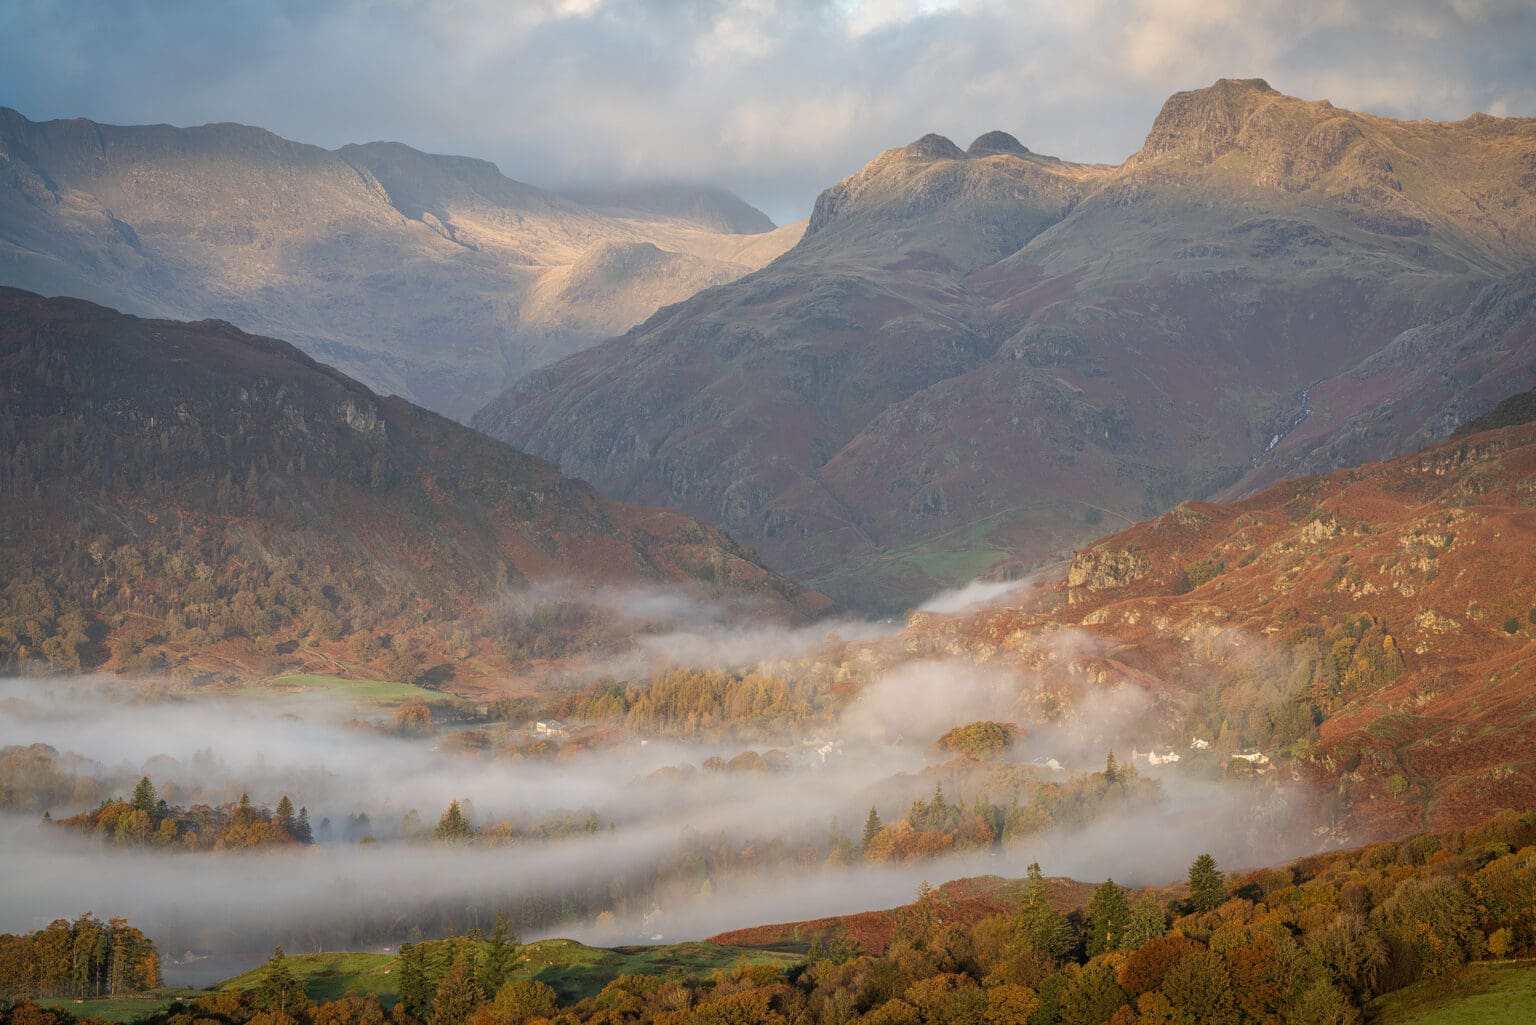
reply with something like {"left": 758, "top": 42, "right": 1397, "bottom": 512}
{"left": 0, "top": 611, "right": 1320, "bottom": 985}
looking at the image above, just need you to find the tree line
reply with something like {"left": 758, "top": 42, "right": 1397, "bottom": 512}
{"left": 0, "top": 915, "right": 160, "bottom": 1001}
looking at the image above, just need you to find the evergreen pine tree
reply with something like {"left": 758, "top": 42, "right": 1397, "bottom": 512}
{"left": 480, "top": 913, "right": 520, "bottom": 996}
{"left": 861, "top": 806, "right": 882, "bottom": 850}
{"left": 255, "top": 947, "right": 310, "bottom": 1016}
{"left": 1120, "top": 894, "right": 1168, "bottom": 950}
{"left": 397, "top": 942, "right": 433, "bottom": 1020}
{"left": 1086, "top": 879, "right": 1131, "bottom": 957}
{"left": 295, "top": 807, "right": 314, "bottom": 844}
{"left": 1016, "top": 862, "right": 1072, "bottom": 957}
{"left": 428, "top": 950, "right": 481, "bottom": 1025}
{"left": 275, "top": 796, "right": 297, "bottom": 836}
{"left": 1188, "top": 852, "right": 1227, "bottom": 913}
{"left": 434, "top": 800, "right": 475, "bottom": 843}
{"left": 131, "top": 777, "right": 157, "bottom": 817}
{"left": 1104, "top": 750, "right": 1119, "bottom": 783}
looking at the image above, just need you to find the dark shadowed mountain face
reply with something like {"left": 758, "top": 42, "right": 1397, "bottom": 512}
{"left": 476, "top": 79, "right": 1536, "bottom": 611}
{"left": 0, "top": 108, "right": 800, "bottom": 420}
{"left": 0, "top": 289, "right": 828, "bottom": 683}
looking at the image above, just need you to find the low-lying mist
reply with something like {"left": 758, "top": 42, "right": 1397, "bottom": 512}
{"left": 0, "top": 579, "right": 1328, "bottom": 984}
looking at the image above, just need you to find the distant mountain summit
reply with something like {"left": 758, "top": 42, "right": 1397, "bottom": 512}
{"left": 0, "top": 289, "right": 827, "bottom": 683}
{"left": 477, "top": 80, "right": 1536, "bottom": 610}
{"left": 557, "top": 183, "right": 777, "bottom": 235}
{"left": 0, "top": 107, "right": 798, "bottom": 419}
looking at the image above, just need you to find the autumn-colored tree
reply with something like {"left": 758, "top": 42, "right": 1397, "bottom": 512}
{"left": 395, "top": 700, "right": 435, "bottom": 737}
{"left": 931, "top": 721, "right": 1017, "bottom": 759}
{"left": 428, "top": 951, "right": 482, "bottom": 1025}
{"left": 487, "top": 979, "right": 558, "bottom": 1025}
{"left": 1158, "top": 947, "right": 1239, "bottom": 1025}
{"left": 1059, "top": 960, "right": 1128, "bottom": 1025}
{"left": 861, "top": 806, "right": 883, "bottom": 851}
{"left": 434, "top": 800, "right": 475, "bottom": 843}
{"left": 983, "top": 983, "right": 1040, "bottom": 1025}
{"left": 1116, "top": 934, "right": 1202, "bottom": 997}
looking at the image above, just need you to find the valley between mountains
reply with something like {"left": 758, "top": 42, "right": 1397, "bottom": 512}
{"left": 5, "top": 70, "right": 1536, "bottom": 1025}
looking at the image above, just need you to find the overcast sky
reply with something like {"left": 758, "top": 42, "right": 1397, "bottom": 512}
{"left": 3, "top": 0, "right": 1533, "bottom": 225}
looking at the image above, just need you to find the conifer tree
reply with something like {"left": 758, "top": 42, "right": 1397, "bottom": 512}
{"left": 295, "top": 807, "right": 314, "bottom": 844}
{"left": 1188, "top": 852, "right": 1227, "bottom": 913}
{"left": 861, "top": 806, "right": 882, "bottom": 850}
{"left": 428, "top": 950, "right": 481, "bottom": 1025}
{"left": 275, "top": 796, "right": 297, "bottom": 836}
{"left": 1120, "top": 894, "right": 1168, "bottom": 950}
{"left": 131, "top": 776, "right": 157, "bottom": 817}
{"left": 1016, "top": 862, "right": 1072, "bottom": 957}
{"left": 1086, "top": 878, "right": 1131, "bottom": 957}
{"left": 255, "top": 947, "right": 310, "bottom": 1016}
{"left": 480, "top": 913, "right": 520, "bottom": 996}
{"left": 397, "top": 942, "right": 433, "bottom": 1020}
{"left": 434, "top": 800, "right": 474, "bottom": 843}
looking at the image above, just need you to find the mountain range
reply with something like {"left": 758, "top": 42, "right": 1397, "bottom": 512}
{"left": 0, "top": 289, "right": 826, "bottom": 686}
{"left": 0, "top": 107, "right": 800, "bottom": 420}
{"left": 475, "top": 79, "right": 1536, "bottom": 610}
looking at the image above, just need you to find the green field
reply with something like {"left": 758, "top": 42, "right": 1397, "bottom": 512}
{"left": 36, "top": 990, "right": 204, "bottom": 1023}
{"left": 261, "top": 673, "right": 446, "bottom": 706}
{"left": 512, "top": 938, "right": 800, "bottom": 1002}
{"left": 36, "top": 940, "right": 800, "bottom": 1021}
{"left": 1369, "top": 960, "right": 1536, "bottom": 1024}
{"left": 218, "top": 950, "right": 399, "bottom": 1002}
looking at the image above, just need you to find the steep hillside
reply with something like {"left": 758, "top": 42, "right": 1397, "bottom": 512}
{"left": 0, "top": 108, "right": 797, "bottom": 419}
{"left": 478, "top": 80, "right": 1536, "bottom": 610}
{"left": 890, "top": 412, "right": 1536, "bottom": 838}
{"left": 0, "top": 289, "right": 827, "bottom": 685}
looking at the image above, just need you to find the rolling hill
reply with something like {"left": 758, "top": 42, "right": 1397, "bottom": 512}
{"left": 477, "top": 79, "right": 1536, "bottom": 610}
{"left": 887, "top": 400, "right": 1536, "bottom": 838}
{"left": 0, "top": 107, "right": 801, "bottom": 419}
{"left": 0, "top": 289, "right": 827, "bottom": 685}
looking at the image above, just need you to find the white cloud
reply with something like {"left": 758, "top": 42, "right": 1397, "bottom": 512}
{"left": 0, "top": 0, "right": 1530, "bottom": 223}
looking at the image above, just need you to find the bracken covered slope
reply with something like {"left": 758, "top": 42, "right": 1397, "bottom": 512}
{"left": 0, "top": 289, "right": 828, "bottom": 685}
{"left": 892, "top": 409, "right": 1536, "bottom": 837}
{"left": 0, "top": 107, "right": 801, "bottom": 419}
{"left": 478, "top": 79, "right": 1536, "bottom": 610}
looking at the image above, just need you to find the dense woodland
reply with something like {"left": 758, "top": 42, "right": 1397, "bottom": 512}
{"left": 0, "top": 917, "right": 159, "bottom": 1001}
{"left": 0, "top": 292, "right": 814, "bottom": 683}
{"left": 52, "top": 777, "right": 315, "bottom": 850}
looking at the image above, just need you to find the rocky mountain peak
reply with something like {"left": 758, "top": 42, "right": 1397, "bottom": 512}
{"left": 966, "top": 131, "right": 1031, "bottom": 157}
{"left": 901, "top": 133, "right": 966, "bottom": 161}
{"left": 1135, "top": 76, "right": 1289, "bottom": 164}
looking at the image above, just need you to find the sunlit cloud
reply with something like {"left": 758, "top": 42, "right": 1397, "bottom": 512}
{"left": 0, "top": 0, "right": 1529, "bottom": 223}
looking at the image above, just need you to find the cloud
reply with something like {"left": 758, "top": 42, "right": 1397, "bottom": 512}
{"left": 1, "top": 0, "right": 1530, "bottom": 223}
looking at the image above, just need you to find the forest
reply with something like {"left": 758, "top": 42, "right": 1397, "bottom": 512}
{"left": 0, "top": 917, "right": 160, "bottom": 1001}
